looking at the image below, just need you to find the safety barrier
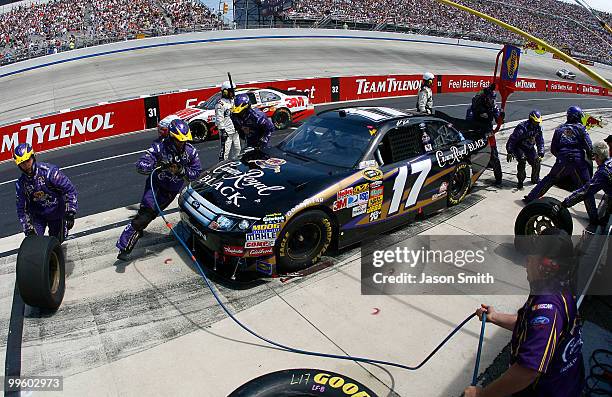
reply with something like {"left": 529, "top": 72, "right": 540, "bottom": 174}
{"left": 0, "top": 73, "right": 610, "bottom": 162}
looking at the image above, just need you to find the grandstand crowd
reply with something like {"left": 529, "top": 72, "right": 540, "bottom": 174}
{"left": 286, "top": 0, "right": 612, "bottom": 64}
{"left": 0, "top": 0, "right": 610, "bottom": 65}
{"left": 0, "top": 0, "right": 218, "bottom": 64}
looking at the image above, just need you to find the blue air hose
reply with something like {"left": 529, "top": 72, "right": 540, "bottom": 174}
{"left": 150, "top": 168, "right": 487, "bottom": 372}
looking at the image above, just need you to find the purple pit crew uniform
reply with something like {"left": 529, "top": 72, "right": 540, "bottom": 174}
{"left": 231, "top": 107, "right": 274, "bottom": 149}
{"left": 16, "top": 162, "right": 78, "bottom": 243}
{"left": 116, "top": 138, "right": 201, "bottom": 253}
{"left": 511, "top": 286, "right": 584, "bottom": 396}
{"left": 525, "top": 122, "right": 595, "bottom": 217}
{"left": 507, "top": 120, "right": 545, "bottom": 185}
{"left": 562, "top": 157, "right": 612, "bottom": 223}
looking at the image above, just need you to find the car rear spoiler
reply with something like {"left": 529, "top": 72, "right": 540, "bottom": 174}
{"left": 434, "top": 110, "right": 486, "bottom": 140}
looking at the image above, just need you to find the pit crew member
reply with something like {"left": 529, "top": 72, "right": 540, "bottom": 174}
{"left": 216, "top": 81, "right": 241, "bottom": 160}
{"left": 465, "top": 228, "right": 584, "bottom": 397}
{"left": 506, "top": 110, "right": 545, "bottom": 189}
{"left": 231, "top": 93, "right": 275, "bottom": 149}
{"left": 416, "top": 72, "right": 434, "bottom": 114}
{"left": 116, "top": 119, "right": 202, "bottom": 260}
{"left": 14, "top": 143, "right": 78, "bottom": 243}
{"left": 467, "top": 83, "right": 504, "bottom": 186}
{"left": 561, "top": 141, "right": 612, "bottom": 226}
{"left": 524, "top": 106, "right": 594, "bottom": 217}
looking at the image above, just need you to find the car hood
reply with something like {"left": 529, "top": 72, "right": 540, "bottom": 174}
{"left": 189, "top": 148, "right": 348, "bottom": 218}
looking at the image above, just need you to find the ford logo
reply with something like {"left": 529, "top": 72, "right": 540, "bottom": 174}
{"left": 191, "top": 200, "right": 201, "bottom": 209}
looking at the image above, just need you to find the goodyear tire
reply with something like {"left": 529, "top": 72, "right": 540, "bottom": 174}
{"left": 16, "top": 235, "right": 65, "bottom": 310}
{"left": 189, "top": 120, "right": 209, "bottom": 142}
{"left": 514, "top": 197, "right": 573, "bottom": 236}
{"left": 229, "top": 368, "right": 377, "bottom": 397}
{"left": 448, "top": 163, "right": 471, "bottom": 206}
{"left": 276, "top": 210, "right": 333, "bottom": 273}
{"left": 272, "top": 108, "right": 292, "bottom": 130}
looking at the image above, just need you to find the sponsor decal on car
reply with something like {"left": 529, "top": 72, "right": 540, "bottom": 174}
{"left": 248, "top": 247, "right": 274, "bottom": 257}
{"left": 370, "top": 180, "right": 382, "bottom": 189}
{"left": 333, "top": 197, "right": 348, "bottom": 211}
{"left": 337, "top": 187, "right": 353, "bottom": 200}
{"left": 252, "top": 223, "right": 282, "bottom": 231}
{"left": 359, "top": 160, "right": 377, "bottom": 169}
{"left": 182, "top": 216, "right": 206, "bottom": 240}
{"left": 286, "top": 197, "right": 324, "bottom": 217}
{"left": 353, "top": 183, "right": 369, "bottom": 194}
{"left": 435, "top": 139, "right": 486, "bottom": 168}
{"left": 223, "top": 245, "right": 244, "bottom": 257}
{"left": 439, "top": 181, "right": 449, "bottom": 193}
{"left": 245, "top": 240, "right": 274, "bottom": 248}
{"left": 347, "top": 192, "right": 370, "bottom": 208}
{"left": 362, "top": 167, "right": 383, "bottom": 181}
{"left": 263, "top": 213, "right": 285, "bottom": 223}
{"left": 246, "top": 231, "right": 278, "bottom": 241}
{"left": 370, "top": 187, "right": 383, "bottom": 197}
{"left": 369, "top": 210, "right": 381, "bottom": 222}
{"left": 248, "top": 158, "right": 287, "bottom": 173}
{"left": 367, "top": 196, "right": 383, "bottom": 213}
{"left": 199, "top": 162, "right": 286, "bottom": 206}
{"left": 352, "top": 203, "right": 367, "bottom": 217}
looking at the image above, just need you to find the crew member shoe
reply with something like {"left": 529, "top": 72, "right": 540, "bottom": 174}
{"left": 517, "top": 181, "right": 524, "bottom": 190}
{"left": 117, "top": 250, "right": 132, "bottom": 261}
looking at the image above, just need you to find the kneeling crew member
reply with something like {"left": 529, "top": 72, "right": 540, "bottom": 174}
{"left": 561, "top": 141, "right": 612, "bottom": 227}
{"left": 116, "top": 119, "right": 202, "bottom": 260}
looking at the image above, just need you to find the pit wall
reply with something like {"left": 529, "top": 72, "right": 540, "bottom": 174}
{"left": 0, "top": 73, "right": 609, "bottom": 162}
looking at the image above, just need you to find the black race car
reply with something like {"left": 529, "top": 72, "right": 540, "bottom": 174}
{"left": 179, "top": 107, "right": 491, "bottom": 278}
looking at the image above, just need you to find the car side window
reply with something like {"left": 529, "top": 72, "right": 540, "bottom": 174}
{"left": 425, "top": 121, "right": 463, "bottom": 150}
{"left": 259, "top": 90, "right": 281, "bottom": 103}
{"left": 378, "top": 126, "right": 424, "bottom": 165}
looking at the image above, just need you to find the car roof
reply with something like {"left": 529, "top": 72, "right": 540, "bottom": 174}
{"left": 317, "top": 106, "right": 424, "bottom": 124}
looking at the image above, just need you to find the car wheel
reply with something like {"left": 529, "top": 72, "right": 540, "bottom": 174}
{"left": 16, "top": 235, "right": 65, "bottom": 310}
{"left": 447, "top": 163, "right": 471, "bottom": 206}
{"left": 229, "top": 368, "right": 376, "bottom": 397}
{"left": 189, "top": 120, "right": 209, "bottom": 142}
{"left": 514, "top": 197, "right": 573, "bottom": 236}
{"left": 272, "top": 108, "right": 292, "bottom": 130}
{"left": 276, "top": 210, "right": 333, "bottom": 273}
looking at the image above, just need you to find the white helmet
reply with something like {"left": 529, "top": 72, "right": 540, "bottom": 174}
{"left": 423, "top": 72, "right": 434, "bottom": 81}
{"left": 221, "top": 81, "right": 235, "bottom": 90}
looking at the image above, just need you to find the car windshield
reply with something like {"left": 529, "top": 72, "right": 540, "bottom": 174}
{"left": 279, "top": 115, "right": 374, "bottom": 168}
{"left": 196, "top": 92, "right": 221, "bottom": 110}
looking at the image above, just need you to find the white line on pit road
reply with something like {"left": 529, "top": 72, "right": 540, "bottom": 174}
{"left": 0, "top": 149, "right": 145, "bottom": 186}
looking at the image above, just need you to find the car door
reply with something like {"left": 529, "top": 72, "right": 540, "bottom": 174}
{"left": 374, "top": 123, "right": 431, "bottom": 226}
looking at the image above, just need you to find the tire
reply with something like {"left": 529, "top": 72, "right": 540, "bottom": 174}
{"left": 514, "top": 197, "right": 573, "bottom": 236}
{"left": 272, "top": 108, "right": 292, "bottom": 130}
{"left": 16, "top": 235, "right": 65, "bottom": 310}
{"left": 189, "top": 120, "right": 209, "bottom": 142}
{"left": 447, "top": 163, "right": 471, "bottom": 206}
{"left": 229, "top": 368, "right": 377, "bottom": 397}
{"left": 276, "top": 210, "right": 333, "bottom": 273}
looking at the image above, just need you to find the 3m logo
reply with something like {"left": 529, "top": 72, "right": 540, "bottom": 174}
{"left": 286, "top": 97, "right": 306, "bottom": 108}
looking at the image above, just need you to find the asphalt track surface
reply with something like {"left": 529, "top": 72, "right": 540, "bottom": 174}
{"left": 1, "top": 30, "right": 612, "bottom": 124}
{"left": 0, "top": 90, "right": 610, "bottom": 238}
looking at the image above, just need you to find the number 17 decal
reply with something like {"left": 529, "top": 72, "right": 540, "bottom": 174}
{"left": 388, "top": 159, "right": 432, "bottom": 215}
